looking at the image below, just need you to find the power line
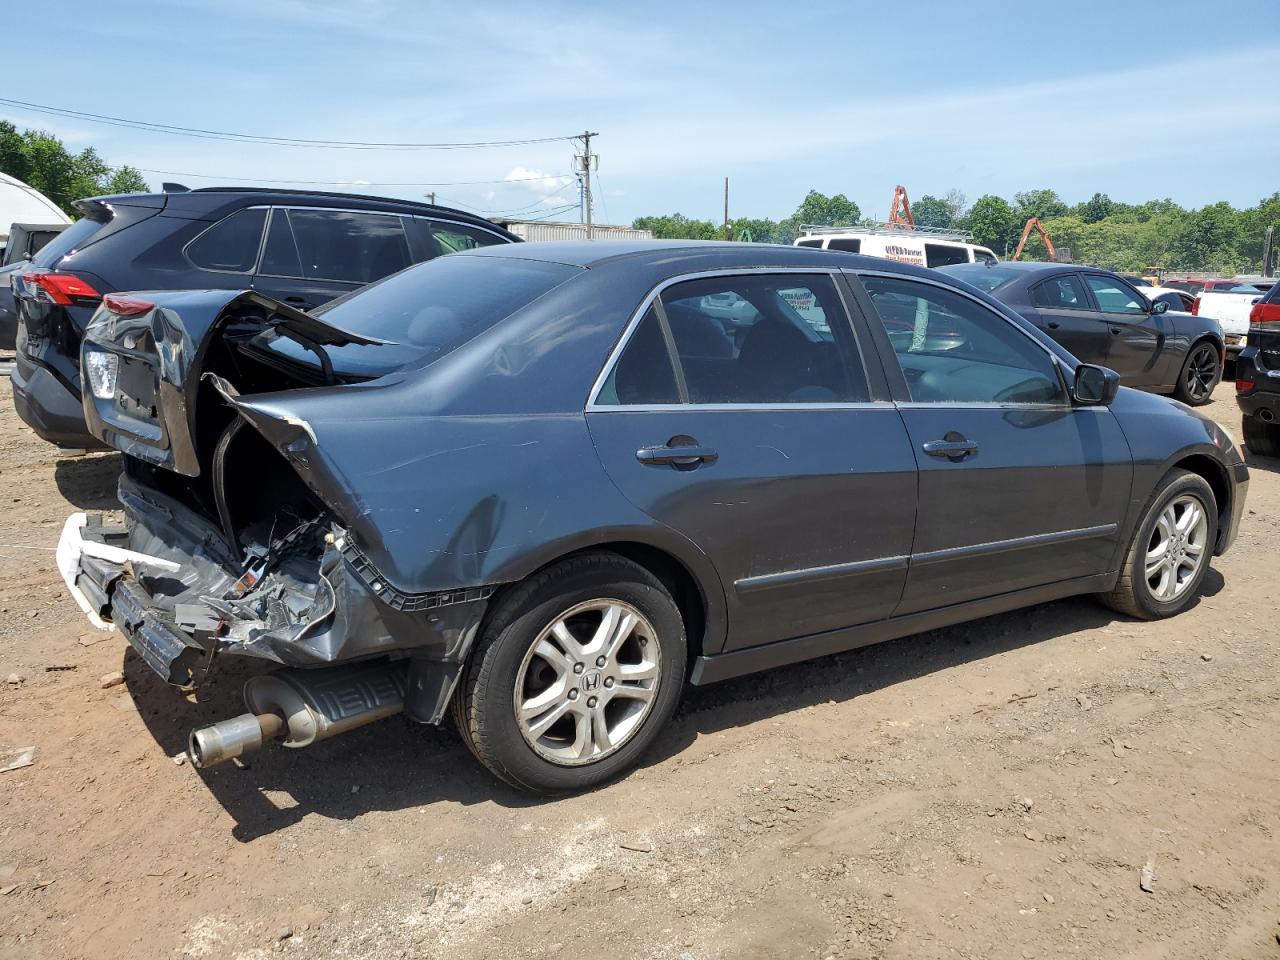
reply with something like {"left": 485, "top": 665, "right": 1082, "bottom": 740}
{"left": 445, "top": 180, "right": 578, "bottom": 216}
{"left": 0, "top": 97, "right": 579, "bottom": 151}
{"left": 133, "top": 166, "right": 577, "bottom": 188}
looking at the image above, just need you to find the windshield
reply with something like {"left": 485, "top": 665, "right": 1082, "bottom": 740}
{"left": 937, "top": 263, "right": 1023, "bottom": 293}
{"left": 267, "top": 254, "right": 582, "bottom": 375}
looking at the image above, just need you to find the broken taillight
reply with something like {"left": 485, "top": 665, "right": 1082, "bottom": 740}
{"left": 102, "top": 294, "right": 155, "bottom": 316}
{"left": 22, "top": 272, "right": 102, "bottom": 306}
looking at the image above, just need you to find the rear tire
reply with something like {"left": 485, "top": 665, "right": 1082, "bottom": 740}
{"left": 1097, "top": 468, "right": 1217, "bottom": 620}
{"left": 1242, "top": 414, "right": 1280, "bottom": 458}
{"left": 453, "top": 552, "right": 686, "bottom": 796}
{"left": 1172, "top": 340, "right": 1221, "bottom": 406}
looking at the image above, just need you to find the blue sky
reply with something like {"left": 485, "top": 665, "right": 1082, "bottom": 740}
{"left": 5, "top": 0, "right": 1279, "bottom": 224}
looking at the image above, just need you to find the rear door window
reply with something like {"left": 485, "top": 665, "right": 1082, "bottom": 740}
{"left": 403, "top": 218, "right": 507, "bottom": 263}
{"left": 185, "top": 207, "right": 268, "bottom": 273}
{"left": 924, "top": 244, "right": 970, "bottom": 268}
{"left": 1031, "top": 275, "right": 1089, "bottom": 309}
{"left": 285, "top": 209, "right": 411, "bottom": 284}
{"left": 258, "top": 208, "right": 303, "bottom": 278}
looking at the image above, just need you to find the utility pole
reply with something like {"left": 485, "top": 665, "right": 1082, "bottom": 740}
{"left": 723, "top": 177, "right": 730, "bottom": 241}
{"left": 576, "top": 131, "right": 599, "bottom": 239}
{"left": 1263, "top": 225, "right": 1275, "bottom": 278}
{"left": 425, "top": 192, "right": 436, "bottom": 205}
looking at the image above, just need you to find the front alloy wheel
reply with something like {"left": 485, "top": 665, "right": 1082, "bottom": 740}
{"left": 1141, "top": 494, "right": 1208, "bottom": 602}
{"left": 514, "top": 600, "right": 661, "bottom": 765}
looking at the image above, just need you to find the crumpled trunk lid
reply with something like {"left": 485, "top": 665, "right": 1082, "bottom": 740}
{"left": 81, "top": 289, "right": 384, "bottom": 477}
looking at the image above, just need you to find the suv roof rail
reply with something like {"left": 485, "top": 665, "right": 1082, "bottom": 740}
{"left": 799, "top": 220, "right": 975, "bottom": 242}
{"left": 187, "top": 185, "right": 478, "bottom": 215}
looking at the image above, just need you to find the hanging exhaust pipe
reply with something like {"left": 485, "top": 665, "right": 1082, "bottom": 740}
{"left": 188, "top": 661, "right": 408, "bottom": 768}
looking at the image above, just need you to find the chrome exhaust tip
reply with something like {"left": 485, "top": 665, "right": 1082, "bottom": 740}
{"left": 188, "top": 712, "right": 285, "bottom": 768}
{"left": 187, "top": 662, "right": 408, "bottom": 768}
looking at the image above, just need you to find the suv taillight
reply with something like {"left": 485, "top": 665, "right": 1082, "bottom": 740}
{"left": 1250, "top": 302, "right": 1280, "bottom": 324}
{"left": 1191, "top": 296, "right": 1200, "bottom": 316}
{"left": 22, "top": 272, "right": 102, "bottom": 306}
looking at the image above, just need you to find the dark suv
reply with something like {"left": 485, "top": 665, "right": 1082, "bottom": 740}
{"left": 10, "top": 187, "right": 518, "bottom": 448}
{"left": 1235, "top": 282, "right": 1280, "bottom": 456}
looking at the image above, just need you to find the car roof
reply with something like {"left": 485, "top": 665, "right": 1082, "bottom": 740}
{"left": 457, "top": 238, "right": 937, "bottom": 272}
{"left": 84, "top": 186, "right": 510, "bottom": 232}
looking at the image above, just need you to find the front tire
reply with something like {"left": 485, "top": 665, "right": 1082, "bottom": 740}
{"left": 1172, "top": 340, "right": 1221, "bottom": 406}
{"left": 1242, "top": 414, "right": 1280, "bottom": 458}
{"left": 454, "top": 552, "right": 686, "bottom": 795}
{"left": 1098, "top": 468, "right": 1217, "bottom": 620}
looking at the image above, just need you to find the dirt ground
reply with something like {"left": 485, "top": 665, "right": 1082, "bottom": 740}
{"left": 1, "top": 376, "right": 1277, "bottom": 960}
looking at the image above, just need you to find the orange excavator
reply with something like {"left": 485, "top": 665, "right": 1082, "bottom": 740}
{"left": 1011, "top": 217, "right": 1057, "bottom": 261}
{"left": 887, "top": 185, "right": 915, "bottom": 228}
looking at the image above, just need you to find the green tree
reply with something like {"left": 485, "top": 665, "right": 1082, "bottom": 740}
{"left": 1073, "top": 192, "right": 1116, "bottom": 224}
{"left": 1013, "top": 188, "right": 1068, "bottom": 223}
{"left": 911, "top": 195, "right": 953, "bottom": 228}
{"left": 1173, "top": 202, "right": 1243, "bottom": 273}
{"left": 775, "top": 189, "right": 861, "bottom": 244}
{"left": 960, "top": 194, "right": 1017, "bottom": 254}
{"left": 0, "top": 124, "right": 151, "bottom": 216}
{"left": 631, "top": 213, "right": 720, "bottom": 240}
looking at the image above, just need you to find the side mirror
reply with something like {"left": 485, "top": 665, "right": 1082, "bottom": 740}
{"left": 1151, "top": 300, "right": 1169, "bottom": 315}
{"left": 1074, "top": 363, "right": 1120, "bottom": 405}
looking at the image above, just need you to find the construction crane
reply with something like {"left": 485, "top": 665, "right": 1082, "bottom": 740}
{"left": 887, "top": 185, "right": 914, "bottom": 228}
{"left": 1011, "top": 218, "right": 1057, "bottom": 261}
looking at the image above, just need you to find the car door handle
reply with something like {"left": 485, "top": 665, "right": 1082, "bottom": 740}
{"left": 1046, "top": 321, "right": 1060, "bottom": 329}
{"left": 922, "top": 438, "right": 979, "bottom": 461}
{"left": 636, "top": 442, "right": 718, "bottom": 467}
{"left": 1110, "top": 327, "right": 1123, "bottom": 335}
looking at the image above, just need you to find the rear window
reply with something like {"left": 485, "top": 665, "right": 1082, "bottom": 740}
{"left": 186, "top": 207, "right": 268, "bottom": 273}
{"left": 937, "top": 263, "right": 1023, "bottom": 293}
{"left": 30, "top": 217, "right": 107, "bottom": 268}
{"left": 795, "top": 239, "right": 824, "bottom": 248}
{"left": 826, "top": 238, "right": 861, "bottom": 253}
{"left": 300, "top": 254, "right": 582, "bottom": 370}
{"left": 286, "top": 209, "right": 411, "bottom": 284}
{"left": 924, "top": 243, "right": 970, "bottom": 268}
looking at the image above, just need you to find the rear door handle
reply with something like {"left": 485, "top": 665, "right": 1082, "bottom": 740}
{"left": 922, "top": 437, "right": 979, "bottom": 461}
{"left": 1046, "top": 320, "right": 1060, "bottom": 329}
{"left": 1110, "top": 327, "right": 1123, "bottom": 335}
{"left": 636, "top": 442, "right": 718, "bottom": 467}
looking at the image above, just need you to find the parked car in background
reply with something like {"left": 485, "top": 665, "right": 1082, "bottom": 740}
{"left": 59, "top": 241, "right": 1246, "bottom": 794}
{"left": 1235, "top": 281, "right": 1280, "bottom": 456}
{"left": 940, "top": 262, "right": 1225, "bottom": 405}
{"left": 1143, "top": 286, "right": 1197, "bottom": 313}
{"left": 1192, "top": 282, "right": 1272, "bottom": 356}
{"left": 1, "top": 223, "right": 70, "bottom": 351}
{"left": 10, "top": 186, "right": 518, "bottom": 449}
{"left": 794, "top": 223, "right": 998, "bottom": 267}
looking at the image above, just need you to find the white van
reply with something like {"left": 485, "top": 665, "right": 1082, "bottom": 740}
{"left": 794, "top": 222, "right": 998, "bottom": 268}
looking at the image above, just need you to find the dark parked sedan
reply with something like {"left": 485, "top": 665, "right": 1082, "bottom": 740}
{"left": 11, "top": 186, "right": 517, "bottom": 448}
{"left": 942, "top": 262, "right": 1225, "bottom": 405}
{"left": 60, "top": 242, "right": 1247, "bottom": 795}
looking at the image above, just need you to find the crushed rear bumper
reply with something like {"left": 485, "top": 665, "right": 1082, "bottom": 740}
{"left": 55, "top": 479, "right": 494, "bottom": 722}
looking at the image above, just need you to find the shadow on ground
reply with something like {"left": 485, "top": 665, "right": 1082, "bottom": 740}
{"left": 120, "top": 568, "right": 1223, "bottom": 842}
{"left": 54, "top": 453, "right": 122, "bottom": 510}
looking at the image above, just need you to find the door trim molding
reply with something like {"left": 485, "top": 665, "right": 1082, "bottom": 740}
{"left": 734, "top": 555, "right": 909, "bottom": 593}
{"left": 913, "top": 523, "right": 1118, "bottom": 566}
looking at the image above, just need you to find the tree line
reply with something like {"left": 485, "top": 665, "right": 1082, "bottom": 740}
{"left": 634, "top": 188, "right": 1280, "bottom": 275}
{"left": 1, "top": 122, "right": 148, "bottom": 217}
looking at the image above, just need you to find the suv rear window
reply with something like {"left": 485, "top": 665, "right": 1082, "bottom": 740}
{"left": 30, "top": 217, "right": 108, "bottom": 268}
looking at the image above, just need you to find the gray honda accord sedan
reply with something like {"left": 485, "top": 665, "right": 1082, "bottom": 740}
{"left": 61, "top": 241, "right": 1247, "bottom": 795}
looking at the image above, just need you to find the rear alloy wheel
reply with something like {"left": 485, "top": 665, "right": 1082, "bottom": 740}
{"left": 1242, "top": 414, "right": 1280, "bottom": 458}
{"left": 1098, "top": 468, "right": 1217, "bottom": 620}
{"left": 454, "top": 553, "right": 686, "bottom": 795}
{"left": 1173, "top": 341, "right": 1221, "bottom": 406}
